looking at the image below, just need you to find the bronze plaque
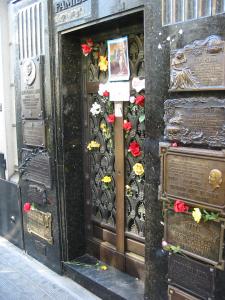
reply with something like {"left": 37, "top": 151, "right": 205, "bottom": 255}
{"left": 20, "top": 56, "right": 44, "bottom": 119}
{"left": 170, "top": 35, "right": 225, "bottom": 91}
{"left": 164, "top": 210, "right": 225, "bottom": 269}
{"left": 27, "top": 184, "right": 47, "bottom": 205}
{"left": 27, "top": 208, "right": 53, "bottom": 244}
{"left": 164, "top": 98, "right": 225, "bottom": 147}
{"left": 168, "top": 254, "right": 215, "bottom": 299}
{"left": 22, "top": 150, "right": 51, "bottom": 189}
{"left": 168, "top": 286, "right": 200, "bottom": 300}
{"left": 160, "top": 144, "right": 225, "bottom": 213}
{"left": 22, "top": 120, "right": 45, "bottom": 147}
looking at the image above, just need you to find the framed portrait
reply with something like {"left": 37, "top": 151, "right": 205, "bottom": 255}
{"left": 107, "top": 36, "right": 130, "bottom": 82}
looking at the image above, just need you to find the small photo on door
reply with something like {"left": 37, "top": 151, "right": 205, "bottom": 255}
{"left": 107, "top": 36, "right": 130, "bottom": 81}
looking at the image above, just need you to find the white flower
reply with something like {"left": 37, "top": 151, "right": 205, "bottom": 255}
{"left": 178, "top": 29, "right": 183, "bottom": 35}
{"left": 158, "top": 43, "right": 162, "bottom": 50}
{"left": 90, "top": 102, "right": 101, "bottom": 116}
{"left": 130, "top": 96, "right": 135, "bottom": 103}
{"left": 162, "top": 240, "right": 168, "bottom": 247}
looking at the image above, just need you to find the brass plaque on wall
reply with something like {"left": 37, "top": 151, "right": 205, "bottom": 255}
{"left": 22, "top": 120, "right": 45, "bottom": 147}
{"left": 20, "top": 56, "right": 44, "bottom": 119}
{"left": 160, "top": 144, "right": 225, "bottom": 213}
{"left": 168, "top": 254, "right": 215, "bottom": 299}
{"left": 168, "top": 286, "right": 200, "bottom": 300}
{"left": 170, "top": 35, "right": 225, "bottom": 91}
{"left": 164, "top": 98, "right": 225, "bottom": 147}
{"left": 27, "top": 208, "right": 53, "bottom": 244}
{"left": 22, "top": 150, "right": 51, "bottom": 189}
{"left": 164, "top": 210, "right": 225, "bottom": 269}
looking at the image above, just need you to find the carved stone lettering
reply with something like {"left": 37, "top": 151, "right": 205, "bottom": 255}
{"left": 160, "top": 144, "right": 225, "bottom": 212}
{"left": 22, "top": 150, "right": 51, "bottom": 189}
{"left": 168, "top": 254, "right": 215, "bottom": 299}
{"left": 20, "top": 56, "right": 44, "bottom": 119}
{"left": 164, "top": 210, "right": 224, "bottom": 268}
{"left": 168, "top": 286, "right": 200, "bottom": 300}
{"left": 170, "top": 35, "right": 225, "bottom": 91}
{"left": 22, "top": 120, "right": 45, "bottom": 147}
{"left": 55, "top": 0, "right": 88, "bottom": 13}
{"left": 164, "top": 98, "right": 225, "bottom": 147}
{"left": 27, "top": 208, "right": 53, "bottom": 244}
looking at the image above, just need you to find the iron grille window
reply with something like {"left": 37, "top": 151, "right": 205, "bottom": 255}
{"left": 162, "top": 0, "right": 225, "bottom": 25}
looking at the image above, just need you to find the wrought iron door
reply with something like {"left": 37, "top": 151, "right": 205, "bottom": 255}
{"left": 83, "top": 31, "right": 145, "bottom": 279}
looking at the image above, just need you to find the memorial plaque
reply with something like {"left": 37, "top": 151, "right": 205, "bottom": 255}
{"left": 168, "top": 254, "right": 215, "bottom": 299}
{"left": 170, "top": 35, "right": 225, "bottom": 91}
{"left": 164, "top": 210, "right": 225, "bottom": 269}
{"left": 27, "top": 208, "right": 53, "bottom": 244}
{"left": 20, "top": 56, "right": 44, "bottom": 119}
{"left": 22, "top": 120, "right": 45, "bottom": 147}
{"left": 160, "top": 144, "right": 225, "bottom": 213}
{"left": 22, "top": 150, "right": 52, "bottom": 189}
{"left": 164, "top": 98, "right": 225, "bottom": 147}
{"left": 27, "top": 184, "right": 47, "bottom": 205}
{"left": 168, "top": 286, "right": 200, "bottom": 300}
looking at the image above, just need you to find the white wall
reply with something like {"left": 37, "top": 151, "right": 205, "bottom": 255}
{"left": 0, "top": 1, "right": 18, "bottom": 180}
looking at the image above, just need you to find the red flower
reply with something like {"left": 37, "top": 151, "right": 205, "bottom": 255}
{"left": 128, "top": 141, "right": 141, "bottom": 157}
{"left": 81, "top": 44, "right": 92, "bottom": 56}
{"left": 23, "top": 202, "right": 31, "bottom": 213}
{"left": 135, "top": 95, "right": 145, "bottom": 107}
{"left": 103, "top": 90, "right": 110, "bottom": 97}
{"left": 174, "top": 200, "right": 189, "bottom": 213}
{"left": 107, "top": 114, "right": 115, "bottom": 124}
{"left": 123, "top": 121, "right": 132, "bottom": 131}
{"left": 86, "top": 39, "right": 94, "bottom": 47}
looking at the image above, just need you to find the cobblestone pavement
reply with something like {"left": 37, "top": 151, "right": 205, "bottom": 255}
{"left": 0, "top": 237, "right": 100, "bottom": 300}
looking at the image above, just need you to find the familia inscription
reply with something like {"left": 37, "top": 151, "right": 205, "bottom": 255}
{"left": 20, "top": 56, "right": 44, "bottom": 119}
{"left": 160, "top": 144, "right": 225, "bottom": 213}
{"left": 164, "top": 98, "right": 225, "bottom": 147}
{"left": 164, "top": 210, "right": 225, "bottom": 269}
{"left": 170, "top": 35, "right": 225, "bottom": 91}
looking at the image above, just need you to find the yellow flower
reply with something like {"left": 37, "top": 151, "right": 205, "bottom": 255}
{"left": 100, "top": 123, "right": 107, "bottom": 133}
{"left": 192, "top": 208, "right": 202, "bottom": 223}
{"left": 101, "top": 176, "right": 112, "bottom": 183}
{"left": 133, "top": 163, "right": 144, "bottom": 176}
{"left": 100, "top": 265, "right": 108, "bottom": 271}
{"left": 87, "top": 141, "right": 100, "bottom": 150}
{"left": 98, "top": 56, "right": 108, "bottom": 72}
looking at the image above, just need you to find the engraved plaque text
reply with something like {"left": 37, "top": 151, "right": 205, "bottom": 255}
{"left": 168, "top": 286, "right": 200, "bottom": 300}
{"left": 22, "top": 120, "right": 45, "bottom": 147}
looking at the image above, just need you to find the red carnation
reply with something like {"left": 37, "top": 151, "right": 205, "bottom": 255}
{"left": 86, "top": 38, "right": 94, "bottom": 47}
{"left": 172, "top": 142, "right": 178, "bottom": 147}
{"left": 128, "top": 141, "right": 141, "bottom": 157}
{"left": 23, "top": 202, "right": 31, "bottom": 213}
{"left": 123, "top": 121, "right": 132, "bottom": 131}
{"left": 103, "top": 90, "right": 110, "bottom": 97}
{"left": 135, "top": 95, "right": 145, "bottom": 107}
{"left": 81, "top": 44, "right": 92, "bottom": 56}
{"left": 174, "top": 200, "right": 189, "bottom": 213}
{"left": 107, "top": 114, "right": 115, "bottom": 124}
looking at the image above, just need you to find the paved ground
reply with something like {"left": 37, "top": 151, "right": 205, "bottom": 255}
{"left": 0, "top": 237, "right": 100, "bottom": 300}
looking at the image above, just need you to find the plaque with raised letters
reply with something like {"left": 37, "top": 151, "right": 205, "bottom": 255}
{"left": 22, "top": 150, "right": 51, "bottom": 189}
{"left": 20, "top": 56, "right": 44, "bottom": 119}
{"left": 168, "top": 254, "right": 215, "bottom": 299}
{"left": 164, "top": 210, "right": 225, "bottom": 269}
{"left": 170, "top": 35, "right": 225, "bottom": 91}
{"left": 27, "top": 208, "right": 53, "bottom": 244}
{"left": 164, "top": 98, "right": 225, "bottom": 147}
{"left": 22, "top": 120, "right": 45, "bottom": 147}
{"left": 168, "top": 286, "right": 200, "bottom": 300}
{"left": 160, "top": 144, "right": 225, "bottom": 213}
{"left": 27, "top": 184, "right": 47, "bottom": 205}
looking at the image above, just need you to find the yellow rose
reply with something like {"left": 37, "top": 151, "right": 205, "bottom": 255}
{"left": 192, "top": 208, "right": 202, "bottom": 223}
{"left": 101, "top": 176, "right": 111, "bottom": 183}
{"left": 98, "top": 56, "right": 108, "bottom": 72}
{"left": 133, "top": 163, "right": 144, "bottom": 176}
{"left": 100, "top": 265, "right": 108, "bottom": 271}
{"left": 87, "top": 141, "right": 100, "bottom": 150}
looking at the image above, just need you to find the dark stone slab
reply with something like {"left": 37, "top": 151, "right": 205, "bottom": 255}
{"left": 160, "top": 144, "right": 225, "bottom": 213}
{"left": 164, "top": 209, "right": 225, "bottom": 269}
{"left": 164, "top": 98, "right": 225, "bottom": 147}
{"left": 170, "top": 35, "right": 225, "bottom": 91}
{"left": 27, "top": 184, "right": 47, "bottom": 206}
{"left": 168, "top": 254, "right": 215, "bottom": 299}
{"left": 63, "top": 254, "right": 145, "bottom": 300}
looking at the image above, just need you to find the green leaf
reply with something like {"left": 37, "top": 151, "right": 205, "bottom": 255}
{"left": 139, "top": 114, "right": 145, "bottom": 123}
